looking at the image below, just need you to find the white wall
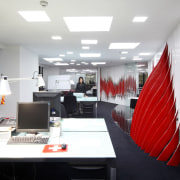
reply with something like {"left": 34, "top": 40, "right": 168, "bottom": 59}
{"left": 151, "top": 22, "right": 180, "bottom": 122}
{"left": 101, "top": 64, "right": 138, "bottom": 106}
{"left": 19, "top": 47, "right": 38, "bottom": 102}
{"left": 0, "top": 46, "right": 38, "bottom": 117}
{"left": 0, "top": 46, "right": 20, "bottom": 117}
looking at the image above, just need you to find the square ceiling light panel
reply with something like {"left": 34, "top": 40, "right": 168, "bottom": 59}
{"left": 109, "top": 43, "right": 140, "bottom": 49}
{"left": 54, "top": 62, "right": 69, "bottom": 66}
{"left": 91, "top": 62, "right": 106, "bottom": 65}
{"left": 82, "top": 46, "right": 90, "bottom": 49}
{"left": 43, "top": 58, "right": 63, "bottom": 62}
{"left": 81, "top": 40, "right": 98, "bottom": 44}
{"left": 64, "top": 16, "right": 113, "bottom": 32}
{"left": 18, "top": 11, "right": 50, "bottom": 22}
{"left": 132, "top": 16, "right": 148, "bottom": 22}
{"left": 51, "top": 36, "right": 62, "bottom": 40}
{"left": 133, "top": 56, "right": 143, "bottom": 61}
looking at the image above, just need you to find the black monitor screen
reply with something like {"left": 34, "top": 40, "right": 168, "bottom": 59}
{"left": 16, "top": 102, "right": 50, "bottom": 133}
{"left": 33, "top": 92, "right": 61, "bottom": 117}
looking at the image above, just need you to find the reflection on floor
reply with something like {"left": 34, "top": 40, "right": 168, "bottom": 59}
{"left": 112, "top": 105, "right": 134, "bottom": 135}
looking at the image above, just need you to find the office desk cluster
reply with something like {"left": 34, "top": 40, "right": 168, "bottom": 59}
{"left": 0, "top": 118, "right": 116, "bottom": 180}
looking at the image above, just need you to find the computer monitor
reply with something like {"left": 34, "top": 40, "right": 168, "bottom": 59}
{"left": 33, "top": 92, "right": 61, "bottom": 117}
{"left": 16, "top": 102, "right": 50, "bottom": 133}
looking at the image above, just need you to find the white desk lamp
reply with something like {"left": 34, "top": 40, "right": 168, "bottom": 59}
{"left": 0, "top": 72, "right": 45, "bottom": 104}
{"left": 0, "top": 75, "right": 11, "bottom": 95}
{"left": 0, "top": 75, "right": 11, "bottom": 105}
{"left": 32, "top": 71, "right": 45, "bottom": 87}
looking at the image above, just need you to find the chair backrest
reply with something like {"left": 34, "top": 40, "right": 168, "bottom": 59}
{"left": 63, "top": 95, "right": 77, "bottom": 114}
{"left": 92, "top": 89, "right": 97, "bottom": 96}
{"left": 60, "top": 103, "right": 67, "bottom": 118}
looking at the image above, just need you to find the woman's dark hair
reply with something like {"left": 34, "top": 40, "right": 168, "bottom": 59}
{"left": 78, "top": 77, "right": 84, "bottom": 83}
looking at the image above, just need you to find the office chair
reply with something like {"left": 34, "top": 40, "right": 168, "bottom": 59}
{"left": 60, "top": 103, "right": 67, "bottom": 118}
{"left": 92, "top": 89, "right": 97, "bottom": 96}
{"left": 63, "top": 95, "right": 78, "bottom": 117}
{"left": 82, "top": 102, "right": 94, "bottom": 118}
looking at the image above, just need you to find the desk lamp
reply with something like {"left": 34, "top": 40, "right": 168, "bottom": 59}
{"left": 0, "top": 72, "right": 45, "bottom": 104}
{"left": 0, "top": 75, "right": 12, "bottom": 104}
{"left": 32, "top": 71, "right": 45, "bottom": 87}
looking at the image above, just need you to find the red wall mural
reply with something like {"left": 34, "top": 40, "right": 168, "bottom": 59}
{"left": 100, "top": 76, "right": 136, "bottom": 98}
{"left": 130, "top": 44, "right": 180, "bottom": 166}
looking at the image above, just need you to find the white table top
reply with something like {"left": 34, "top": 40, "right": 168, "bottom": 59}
{"left": 61, "top": 118, "right": 108, "bottom": 132}
{"left": 61, "top": 96, "right": 98, "bottom": 102}
{"left": 128, "top": 97, "right": 139, "bottom": 100}
{"left": 0, "top": 131, "right": 116, "bottom": 159}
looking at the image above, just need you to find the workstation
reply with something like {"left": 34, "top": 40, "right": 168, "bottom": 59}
{"left": 1, "top": 1, "right": 180, "bottom": 180}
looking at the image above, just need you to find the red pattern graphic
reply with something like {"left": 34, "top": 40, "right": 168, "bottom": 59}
{"left": 1, "top": 95, "right": 5, "bottom": 105}
{"left": 130, "top": 44, "right": 180, "bottom": 166}
{"left": 100, "top": 76, "right": 136, "bottom": 98}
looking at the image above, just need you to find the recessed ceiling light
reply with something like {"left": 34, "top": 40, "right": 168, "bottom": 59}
{"left": 139, "top": 52, "right": 152, "bottom": 56}
{"left": 136, "top": 64, "right": 145, "bottom": 67}
{"left": 132, "top": 16, "right": 148, "bottom": 22}
{"left": 83, "top": 69, "right": 94, "bottom": 72}
{"left": 82, "top": 46, "right": 90, "bottom": 49}
{"left": 81, "top": 40, "right": 98, "bottom": 44}
{"left": 76, "top": 64, "right": 81, "bottom": 66}
{"left": 70, "top": 63, "right": 75, "bottom": 65}
{"left": 59, "top": 54, "right": 65, "bottom": 57}
{"left": 91, "top": 62, "right": 106, "bottom": 65}
{"left": 54, "top": 62, "right": 69, "bottom": 66}
{"left": 133, "top": 56, "right": 143, "bottom": 61}
{"left": 109, "top": 43, "right": 140, "bottom": 49}
{"left": 121, "top": 51, "right": 128, "bottom": 54}
{"left": 43, "top": 58, "right": 63, "bottom": 62}
{"left": 80, "top": 53, "right": 101, "bottom": 57}
{"left": 67, "top": 52, "right": 73, "bottom": 54}
{"left": 64, "top": 16, "right": 113, "bottom": 32}
{"left": 81, "top": 62, "right": 89, "bottom": 65}
{"left": 120, "top": 57, "right": 126, "bottom": 60}
{"left": 51, "top": 36, "right": 62, "bottom": 40}
{"left": 18, "top": 11, "right": 50, "bottom": 22}
{"left": 71, "top": 59, "right": 76, "bottom": 62}
{"left": 66, "top": 69, "right": 78, "bottom": 72}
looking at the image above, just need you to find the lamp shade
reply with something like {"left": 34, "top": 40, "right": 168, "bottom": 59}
{"left": 37, "top": 74, "right": 45, "bottom": 87}
{"left": 0, "top": 76, "right": 11, "bottom": 95}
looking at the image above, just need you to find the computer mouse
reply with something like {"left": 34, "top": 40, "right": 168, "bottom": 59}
{"left": 61, "top": 143, "right": 66, "bottom": 150}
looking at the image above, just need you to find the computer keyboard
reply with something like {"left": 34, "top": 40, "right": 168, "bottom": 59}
{"left": 7, "top": 135, "right": 49, "bottom": 145}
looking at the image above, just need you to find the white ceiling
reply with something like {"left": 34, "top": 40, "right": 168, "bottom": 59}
{"left": 0, "top": 0, "right": 180, "bottom": 68}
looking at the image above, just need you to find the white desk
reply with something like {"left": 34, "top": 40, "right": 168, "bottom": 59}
{"left": 0, "top": 124, "right": 116, "bottom": 180}
{"left": 0, "top": 132, "right": 115, "bottom": 158}
{"left": 62, "top": 118, "right": 108, "bottom": 132}
{"left": 61, "top": 96, "right": 98, "bottom": 102}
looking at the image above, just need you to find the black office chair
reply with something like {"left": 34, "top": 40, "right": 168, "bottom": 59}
{"left": 60, "top": 103, "right": 67, "bottom": 118}
{"left": 82, "top": 102, "right": 94, "bottom": 118}
{"left": 92, "top": 89, "right": 97, "bottom": 96}
{"left": 63, "top": 95, "right": 78, "bottom": 117}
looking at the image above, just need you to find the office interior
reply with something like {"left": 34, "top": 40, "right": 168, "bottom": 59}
{"left": 1, "top": 0, "right": 180, "bottom": 180}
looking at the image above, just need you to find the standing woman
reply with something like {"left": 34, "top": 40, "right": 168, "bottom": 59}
{"left": 75, "top": 77, "right": 86, "bottom": 94}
